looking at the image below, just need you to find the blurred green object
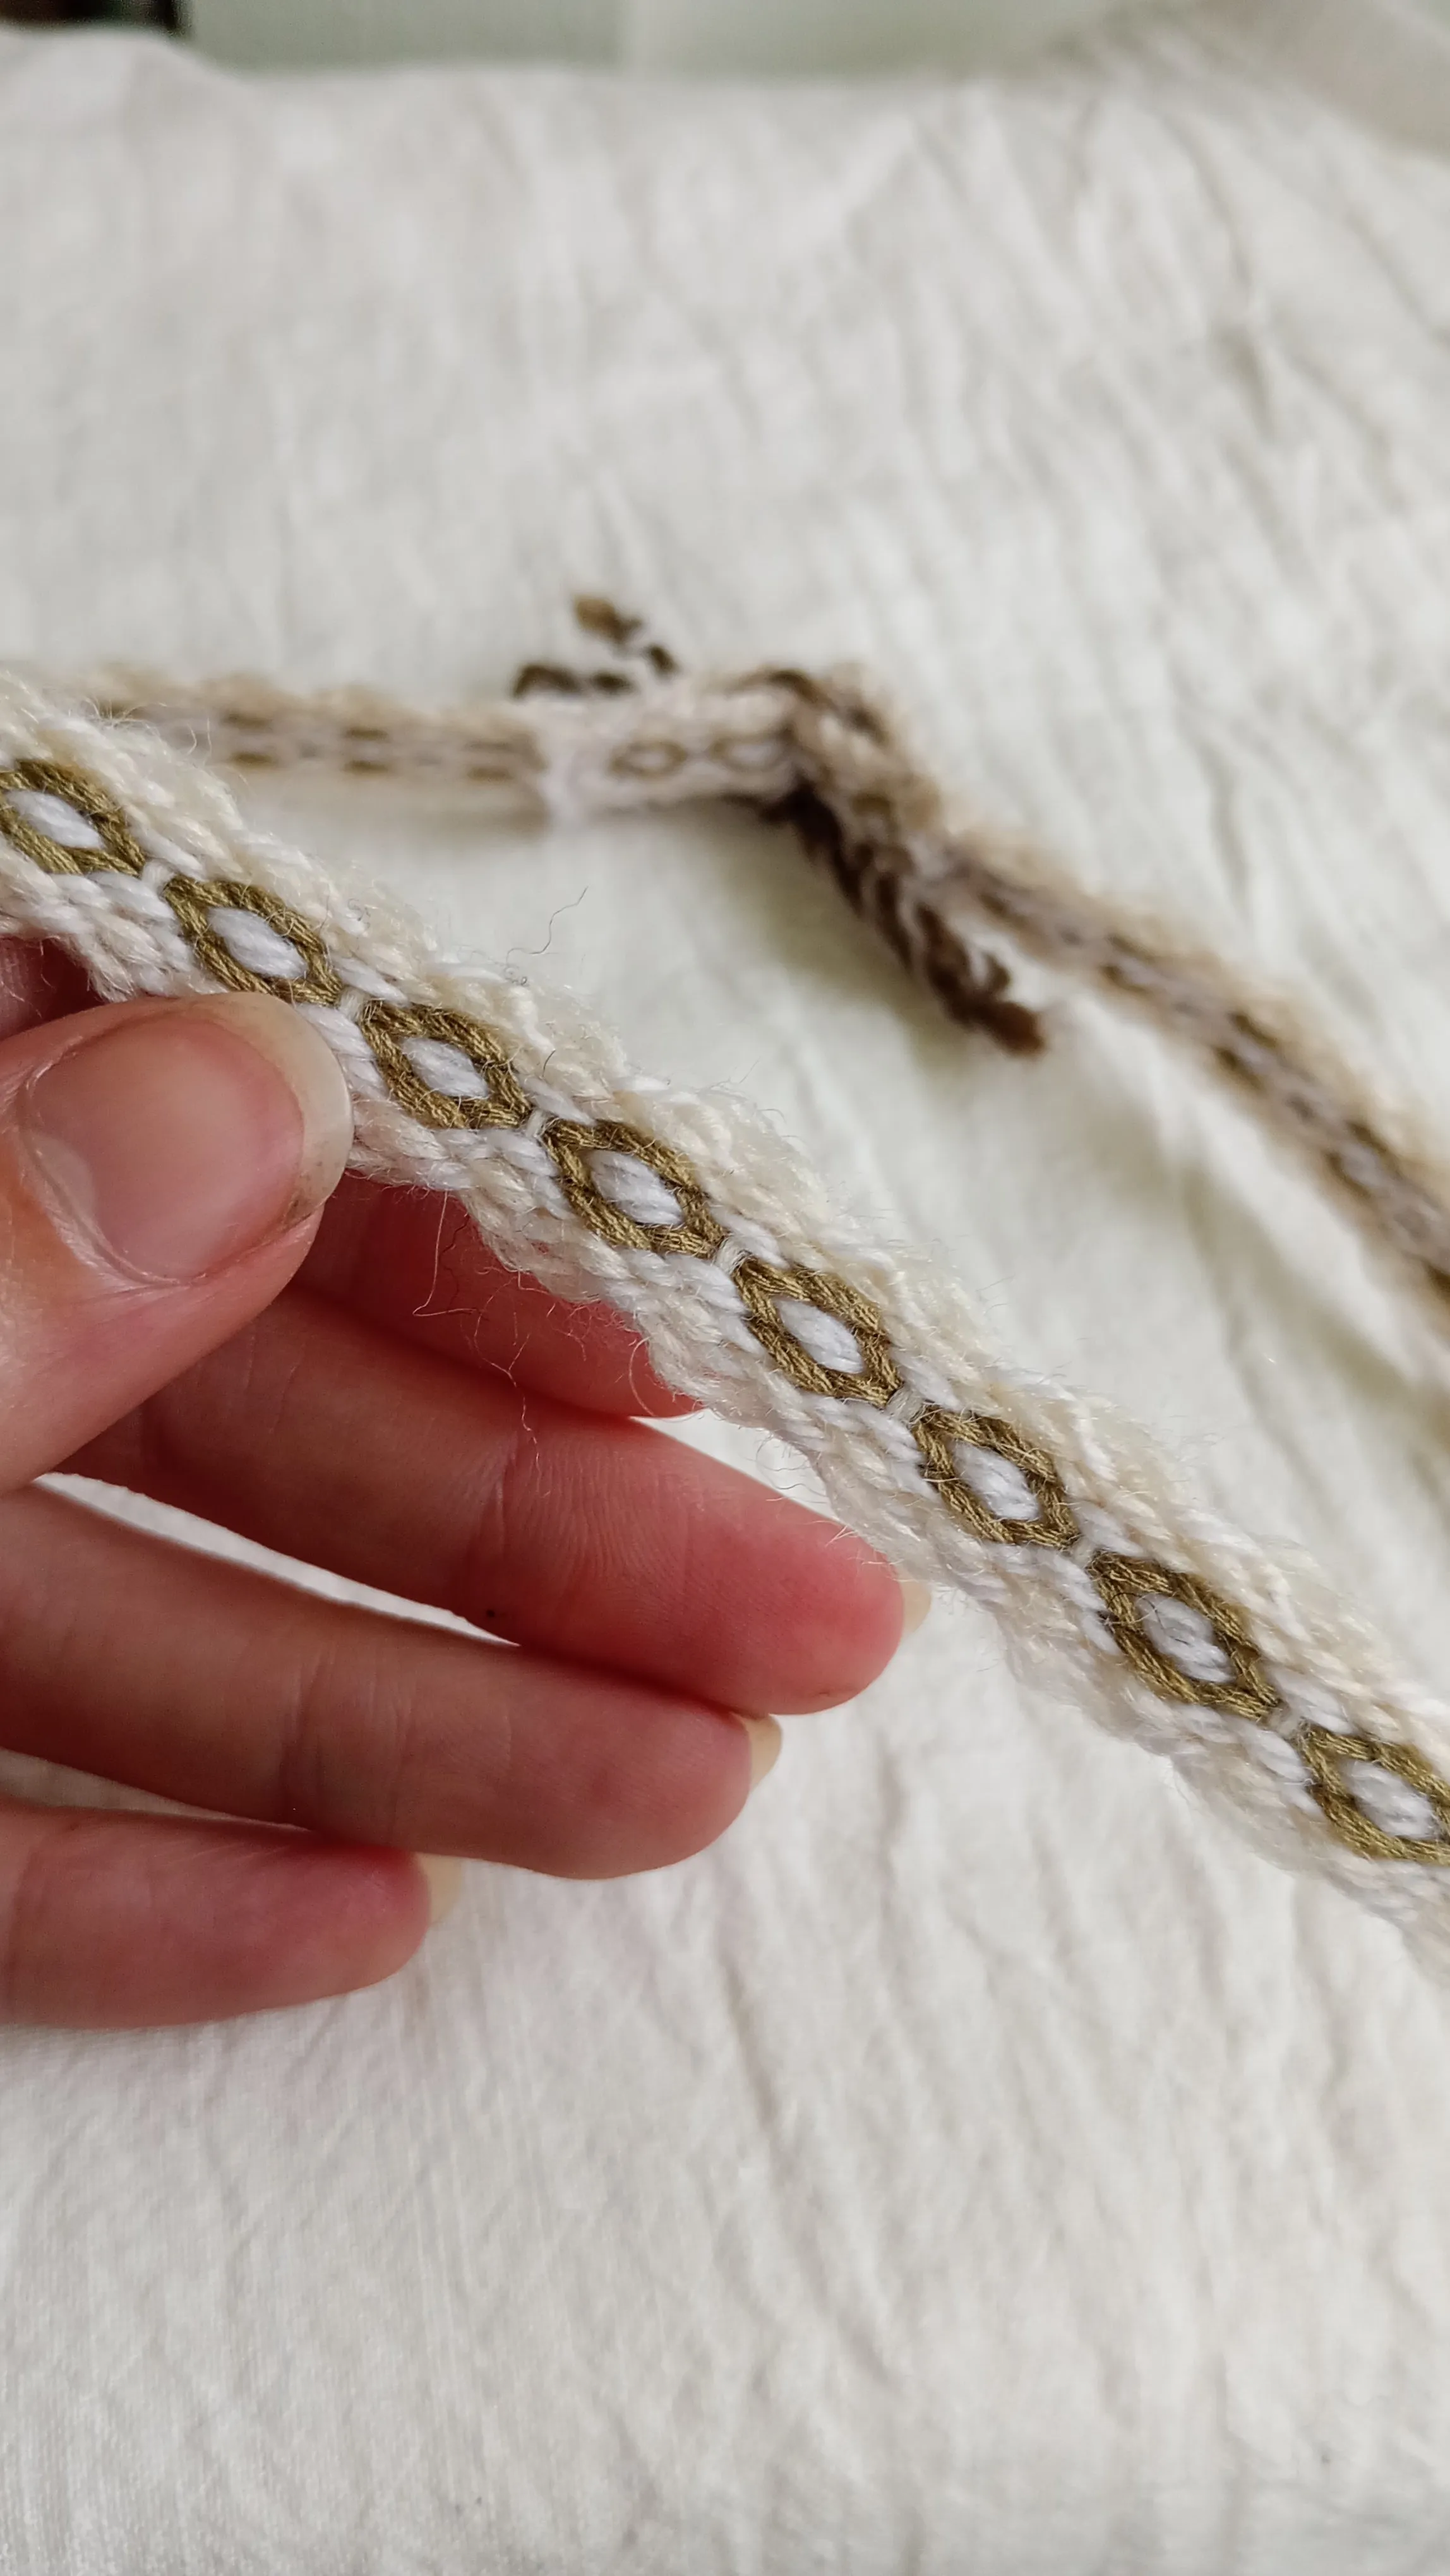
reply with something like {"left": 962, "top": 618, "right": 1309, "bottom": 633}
{"left": 187, "top": 0, "right": 1173, "bottom": 75}
{"left": 24, "top": 0, "right": 1450, "bottom": 74}
{"left": 0, "top": 1, "right": 183, "bottom": 22}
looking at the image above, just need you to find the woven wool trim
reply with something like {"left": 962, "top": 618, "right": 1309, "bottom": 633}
{"left": 81, "top": 605, "right": 1450, "bottom": 1331}
{"left": 8, "top": 658, "right": 1450, "bottom": 1973}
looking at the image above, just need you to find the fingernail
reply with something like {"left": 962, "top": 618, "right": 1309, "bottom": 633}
{"left": 899, "top": 1578, "right": 932, "bottom": 1637}
{"left": 738, "top": 1714, "right": 782, "bottom": 1788}
{"left": 18, "top": 994, "right": 352, "bottom": 1284}
{"left": 416, "top": 1853, "right": 462, "bottom": 1924}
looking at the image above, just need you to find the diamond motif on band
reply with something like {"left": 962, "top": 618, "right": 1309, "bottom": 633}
{"left": 0, "top": 758, "right": 148, "bottom": 878}
{"left": 1088, "top": 1551, "right": 1278, "bottom": 1723}
{"left": 913, "top": 1405, "right": 1078, "bottom": 1549}
{"left": 357, "top": 1000, "right": 530, "bottom": 1131}
{"left": 160, "top": 876, "right": 343, "bottom": 1006}
{"left": 1296, "top": 1727, "right": 1450, "bottom": 1865}
{"left": 731, "top": 1257, "right": 901, "bottom": 1404}
{"left": 544, "top": 1118, "right": 726, "bottom": 1257}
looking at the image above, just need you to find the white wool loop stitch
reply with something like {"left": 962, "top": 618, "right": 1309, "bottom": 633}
{"left": 5, "top": 671, "right": 1450, "bottom": 1973}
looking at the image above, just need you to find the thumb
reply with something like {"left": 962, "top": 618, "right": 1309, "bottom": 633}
{"left": 0, "top": 990, "right": 352, "bottom": 1492}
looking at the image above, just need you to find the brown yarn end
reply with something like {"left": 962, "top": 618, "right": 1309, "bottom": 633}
{"left": 510, "top": 609, "right": 1041, "bottom": 1053}
{"left": 512, "top": 599, "right": 679, "bottom": 699}
{"left": 512, "top": 660, "right": 638, "bottom": 700}
{"left": 761, "top": 782, "right": 1045, "bottom": 1057}
{"left": 573, "top": 595, "right": 679, "bottom": 676}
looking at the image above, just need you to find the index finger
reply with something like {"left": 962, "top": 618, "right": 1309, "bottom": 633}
{"left": 0, "top": 936, "right": 692, "bottom": 1421}
{"left": 299, "top": 1173, "right": 698, "bottom": 1419}
{"left": 0, "top": 936, "right": 98, "bottom": 1044}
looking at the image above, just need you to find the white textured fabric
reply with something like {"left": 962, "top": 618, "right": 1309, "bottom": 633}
{"left": 5, "top": 5, "right": 1450, "bottom": 2566}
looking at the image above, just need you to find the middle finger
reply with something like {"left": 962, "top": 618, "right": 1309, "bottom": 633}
{"left": 69, "top": 1285, "right": 906, "bottom": 1719}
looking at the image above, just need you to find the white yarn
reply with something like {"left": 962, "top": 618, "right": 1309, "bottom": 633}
{"left": 5, "top": 671, "right": 1450, "bottom": 1972}
{"left": 5, "top": 785, "right": 105, "bottom": 851}
{"left": 206, "top": 905, "right": 313, "bottom": 983}
{"left": 1344, "top": 1762, "right": 1442, "bottom": 1845}
{"left": 585, "top": 1148, "right": 688, "bottom": 1231}
{"left": 1137, "top": 1595, "right": 1235, "bottom": 1689}
{"left": 772, "top": 1297, "right": 870, "bottom": 1376}
{"left": 950, "top": 1445, "right": 1041, "bottom": 1527}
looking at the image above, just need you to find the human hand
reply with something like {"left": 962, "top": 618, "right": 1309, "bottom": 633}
{"left": 0, "top": 942, "right": 912, "bottom": 2027}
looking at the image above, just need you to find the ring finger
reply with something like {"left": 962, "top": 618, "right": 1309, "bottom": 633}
{"left": 70, "top": 1282, "right": 908, "bottom": 1718}
{"left": 0, "top": 1484, "right": 777, "bottom": 1874}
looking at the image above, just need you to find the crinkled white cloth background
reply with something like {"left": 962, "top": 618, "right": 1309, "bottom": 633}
{"left": 4, "top": 4, "right": 1450, "bottom": 2567}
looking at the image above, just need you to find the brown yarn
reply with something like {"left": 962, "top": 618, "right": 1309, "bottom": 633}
{"left": 0, "top": 758, "right": 147, "bottom": 878}
{"left": 573, "top": 593, "right": 680, "bottom": 677}
{"left": 759, "top": 778, "right": 1045, "bottom": 1056}
{"left": 356, "top": 1000, "right": 530, "bottom": 1132}
{"left": 731, "top": 1256, "right": 905, "bottom": 1402}
{"left": 515, "top": 612, "right": 1046, "bottom": 1058}
{"left": 1088, "top": 1553, "right": 1278, "bottom": 1725}
{"left": 544, "top": 1116, "right": 726, "bottom": 1256}
{"left": 513, "top": 662, "right": 639, "bottom": 700}
{"left": 1296, "top": 1729, "right": 1450, "bottom": 1864}
{"left": 913, "top": 1405, "right": 1079, "bottom": 1550}
{"left": 161, "top": 876, "right": 344, "bottom": 1008}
